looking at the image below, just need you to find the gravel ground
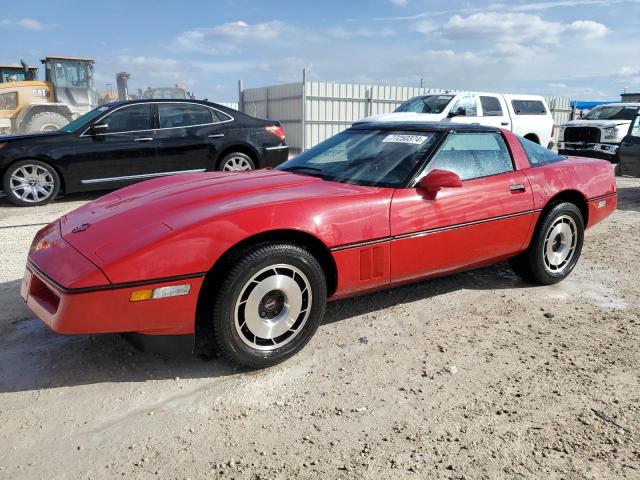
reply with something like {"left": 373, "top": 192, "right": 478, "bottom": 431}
{"left": 0, "top": 178, "right": 638, "bottom": 480}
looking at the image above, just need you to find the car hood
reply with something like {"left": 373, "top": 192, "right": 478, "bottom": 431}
{"left": 357, "top": 112, "right": 443, "bottom": 124}
{"left": 0, "top": 131, "right": 67, "bottom": 143}
{"left": 564, "top": 119, "right": 631, "bottom": 128}
{"left": 60, "top": 170, "right": 337, "bottom": 264}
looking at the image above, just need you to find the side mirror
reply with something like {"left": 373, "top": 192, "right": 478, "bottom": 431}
{"left": 418, "top": 169, "right": 462, "bottom": 196}
{"left": 447, "top": 107, "right": 466, "bottom": 118}
{"left": 90, "top": 122, "right": 109, "bottom": 134}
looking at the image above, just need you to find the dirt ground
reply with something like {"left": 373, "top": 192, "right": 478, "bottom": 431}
{"left": 0, "top": 178, "right": 638, "bottom": 480}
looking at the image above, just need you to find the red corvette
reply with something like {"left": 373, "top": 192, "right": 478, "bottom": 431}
{"left": 22, "top": 123, "right": 617, "bottom": 367}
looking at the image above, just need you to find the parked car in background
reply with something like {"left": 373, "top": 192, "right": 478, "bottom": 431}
{"left": 358, "top": 92, "right": 555, "bottom": 148}
{"left": 0, "top": 99, "right": 288, "bottom": 206}
{"left": 557, "top": 103, "right": 640, "bottom": 162}
{"left": 21, "top": 122, "right": 616, "bottom": 367}
{"left": 619, "top": 113, "right": 640, "bottom": 177}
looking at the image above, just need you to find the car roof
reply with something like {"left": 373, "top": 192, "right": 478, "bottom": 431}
{"left": 351, "top": 121, "right": 501, "bottom": 133}
{"left": 592, "top": 102, "right": 640, "bottom": 107}
{"left": 102, "top": 98, "right": 231, "bottom": 110}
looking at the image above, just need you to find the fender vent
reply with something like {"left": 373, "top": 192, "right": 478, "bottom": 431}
{"left": 359, "top": 246, "right": 385, "bottom": 281}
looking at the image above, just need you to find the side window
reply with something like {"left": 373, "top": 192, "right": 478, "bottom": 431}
{"left": 630, "top": 116, "right": 640, "bottom": 137}
{"left": 480, "top": 96, "right": 503, "bottom": 116}
{"left": 449, "top": 95, "right": 478, "bottom": 117}
{"left": 101, "top": 104, "right": 152, "bottom": 133}
{"left": 423, "top": 133, "right": 513, "bottom": 180}
{"left": 511, "top": 100, "right": 547, "bottom": 115}
{"left": 518, "top": 136, "right": 565, "bottom": 166}
{"left": 157, "top": 104, "right": 213, "bottom": 128}
{"left": 211, "top": 109, "right": 233, "bottom": 122}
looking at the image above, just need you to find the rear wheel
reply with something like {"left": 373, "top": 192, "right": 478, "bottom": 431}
{"left": 2, "top": 160, "right": 60, "bottom": 206}
{"left": 21, "top": 111, "right": 69, "bottom": 133}
{"left": 509, "top": 202, "right": 584, "bottom": 285}
{"left": 219, "top": 152, "right": 255, "bottom": 171}
{"left": 210, "top": 243, "right": 327, "bottom": 368}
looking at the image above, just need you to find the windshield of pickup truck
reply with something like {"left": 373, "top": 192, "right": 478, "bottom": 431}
{"left": 395, "top": 95, "right": 454, "bottom": 114}
{"left": 583, "top": 105, "right": 639, "bottom": 121}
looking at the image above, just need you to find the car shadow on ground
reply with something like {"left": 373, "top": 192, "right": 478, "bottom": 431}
{"left": 0, "top": 190, "right": 107, "bottom": 208}
{"left": 616, "top": 180, "right": 640, "bottom": 213}
{"left": 0, "top": 263, "right": 531, "bottom": 394}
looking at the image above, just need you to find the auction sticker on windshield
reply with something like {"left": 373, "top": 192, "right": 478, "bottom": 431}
{"left": 382, "top": 134, "right": 430, "bottom": 145}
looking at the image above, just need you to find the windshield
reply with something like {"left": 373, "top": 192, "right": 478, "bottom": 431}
{"left": 395, "top": 95, "right": 454, "bottom": 114}
{"left": 277, "top": 129, "right": 438, "bottom": 187}
{"left": 60, "top": 106, "right": 108, "bottom": 133}
{"left": 50, "top": 60, "right": 93, "bottom": 88}
{"left": 583, "top": 105, "right": 639, "bottom": 120}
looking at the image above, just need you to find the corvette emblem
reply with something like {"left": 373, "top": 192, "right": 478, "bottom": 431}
{"left": 72, "top": 223, "right": 91, "bottom": 233}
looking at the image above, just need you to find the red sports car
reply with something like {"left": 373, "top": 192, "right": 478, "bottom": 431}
{"left": 22, "top": 123, "right": 617, "bottom": 367}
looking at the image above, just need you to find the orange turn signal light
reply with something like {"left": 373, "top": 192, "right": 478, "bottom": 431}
{"left": 130, "top": 289, "right": 153, "bottom": 302}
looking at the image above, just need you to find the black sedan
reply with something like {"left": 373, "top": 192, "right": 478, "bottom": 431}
{"left": 619, "top": 115, "right": 640, "bottom": 177}
{"left": 0, "top": 99, "right": 289, "bottom": 206}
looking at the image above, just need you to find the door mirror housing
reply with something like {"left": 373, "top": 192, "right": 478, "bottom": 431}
{"left": 90, "top": 122, "right": 109, "bottom": 134}
{"left": 418, "top": 169, "right": 463, "bottom": 195}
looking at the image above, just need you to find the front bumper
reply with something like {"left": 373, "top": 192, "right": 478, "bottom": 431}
{"left": 22, "top": 263, "right": 203, "bottom": 335}
{"left": 558, "top": 141, "right": 619, "bottom": 161}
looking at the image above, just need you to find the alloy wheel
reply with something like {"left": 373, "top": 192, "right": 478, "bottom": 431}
{"left": 9, "top": 164, "right": 56, "bottom": 203}
{"left": 234, "top": 264, "right": 312, "bottom": 351}
{"left": 543, "top": 214, "right": 578, "bottom": 273}
{"left": 222, "top": 156, "right": 254, "bottom": 171}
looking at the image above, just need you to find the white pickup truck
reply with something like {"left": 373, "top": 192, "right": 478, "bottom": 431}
{"left": 359, "top": 92, "right": 555, "bottom": 148}
{"left": 557, "top": 103, "right": 640, "bottom": 162}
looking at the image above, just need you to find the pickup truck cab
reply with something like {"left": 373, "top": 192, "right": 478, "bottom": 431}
{"left": 557, "top": 103, "right": 640, "bottom": 162}
{"left": 358, "top": 92, "right": 555, "bottom": 148}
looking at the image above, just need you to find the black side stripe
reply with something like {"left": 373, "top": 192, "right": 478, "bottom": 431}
{"left": 587, "top": 192, "right": 617, "bottom": 202}
{"left": 330, "top": 209, "right": 538, "bottom": 252}
{"left": 27, "top": 261, "right": 206, "bottom": 295}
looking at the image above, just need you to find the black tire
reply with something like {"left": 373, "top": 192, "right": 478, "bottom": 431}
{"left": 21, "top": 111, "right": 69, "bottom": 133}
{"left": 2, "top": 160, "right": 61, "bottom": 207}
{"left": 509, "top": 202, "right": 584, "bottom": 285}
{"left": 211, "top": 243, "right": 327, "bottom": 368}
{"left": 218, "top": 152, "right": 256, "bottom": 171}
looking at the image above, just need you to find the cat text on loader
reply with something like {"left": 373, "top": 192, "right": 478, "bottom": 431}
{"left": 0, "top": 56, "right": 98, "bottom": 134}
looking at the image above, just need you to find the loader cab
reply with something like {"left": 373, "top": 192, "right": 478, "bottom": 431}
{"left": 0, "top": 65, "right": 38, "bottom": 83}
{"left": 42, "top": 56, "right": 98, "bottom": 115}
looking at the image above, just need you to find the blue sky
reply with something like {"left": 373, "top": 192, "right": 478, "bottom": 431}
{"left": 1, "top": 0, "right": 639, "bottom": 102}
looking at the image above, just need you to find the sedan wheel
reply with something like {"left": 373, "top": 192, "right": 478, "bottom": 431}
{"left": 220, "top": 152, "right": 255, "bottom": 171}
{"left": 210, "top": 243, "right": 327, "bottom": 368}
{"left": 2, "top": 160, "right": 60, "bottom": 207}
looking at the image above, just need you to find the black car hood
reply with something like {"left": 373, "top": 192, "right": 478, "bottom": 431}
{"left": 0, "top": 131, "right": 67, "bottom": 143}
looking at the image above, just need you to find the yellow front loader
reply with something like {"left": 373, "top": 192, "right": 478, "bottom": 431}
{"left": 0, "top": 57, "right": 98, "bottom": 134}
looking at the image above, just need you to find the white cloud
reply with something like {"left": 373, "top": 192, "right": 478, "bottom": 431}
{"left": 497, "top": 0, "right": 628, "bottom": 11}
{"left": 17, "top": 18, "right": 45, "bottom": 31}
{"left": 207, "top": 20, "right": 286, "bottom": 41}
{"left": 412, "top": 20, "right": 436, "bottom": 34}
{"left": 389, "top": 0, "right": 409, "bottom": 5}
{"left": 444, "top": 12, "right": 607, "bottom": 44}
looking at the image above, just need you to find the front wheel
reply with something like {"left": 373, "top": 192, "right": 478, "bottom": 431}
{"left": 210, "top": 243, "right": 327, "bottom": 368}
{"left": 2, "top": 160, "right": 61, "bottom": 206}
{"left": 509, "top": 202, "right": 584, "bottom": 285}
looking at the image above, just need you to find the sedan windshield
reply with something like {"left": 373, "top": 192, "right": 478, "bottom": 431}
{"left": 60, "top": 106, "right": 108, "bottom": 133}
{"left": 278, "top": 129, "right": 438, "bottom": 187}
{"left": 395, "top": 95, "right": 454, "bottom": 114}
{"left": 583, "top": 105, "right": 639, "bottom": 120}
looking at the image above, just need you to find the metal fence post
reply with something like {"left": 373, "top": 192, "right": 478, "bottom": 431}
{"left": 301, "top": 68, "right": 306, "bottom": 152}
{"left": 238, "top": 80, "right": 244, "bottom": 112}
{"left": 367, "top": 88, "right": 373, "bottom": 117}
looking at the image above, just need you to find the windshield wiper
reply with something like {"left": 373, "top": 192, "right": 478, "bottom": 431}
{"left": 280, "top": 165, "right": 325, "bottom": 175}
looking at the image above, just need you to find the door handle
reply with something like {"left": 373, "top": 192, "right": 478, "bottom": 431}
{"left": 134, "top": 137, "right": 154, "bottom": 142}
{"left": 509, "top": 184, "right": 526, "bottom": 192}
{"left": 208, "top": 133, "right": 225, "bottom": 138}
{"left": 501, "top": 121, "right": 509, "bottom": 126}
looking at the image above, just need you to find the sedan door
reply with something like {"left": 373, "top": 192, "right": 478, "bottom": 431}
{"left": 619, "top": 116, "right": 640, "bottom": 177}
{"left": 390, "top": 132, "right": 535, "bottom": 283}
{"left": 71, "top": 103, "right": 158, "bottom": 189}
{"left": 153, "top": 102, "right": 230, "bottom": 173}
